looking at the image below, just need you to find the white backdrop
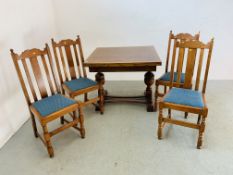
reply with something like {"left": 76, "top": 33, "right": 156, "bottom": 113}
{"left": 52, "top": 0, "right": 233, "bottom": 80}
{"left": 0, "top": 0, "right": 56, "bottom": 148}
{"left": 1, "top": 0, "right": 233, "bottom": 148}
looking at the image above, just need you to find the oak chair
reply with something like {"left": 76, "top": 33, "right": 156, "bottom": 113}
{"left": 155, "top": 31, "right": 200, "bottom": 112}
{"left": 157, "top": 38, "right": 214, "bottom": 149}
{"left": 10, "top": 45, "right": 85, "bottom": 158}
{"left": 51, "top": 36, "right": 104, "bottom": 120}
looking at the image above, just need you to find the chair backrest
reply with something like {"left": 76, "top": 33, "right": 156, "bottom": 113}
{"left": 51, "top": 36, "right": 86, "bottom": 84}
{"left": 169, "top": 39, "right": 214, "bottom": 94}
{"left": 10, "top": 45, "right": 58, "bottom": 105}
{"left": 165, "top": 31, "right": 200, "bottom": 73}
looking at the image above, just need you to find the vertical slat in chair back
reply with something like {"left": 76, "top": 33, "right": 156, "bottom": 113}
{"left": 169, "top": 39, "right": 214, "bottom": 93}
{"left": 51, "top": 36, "right": 86, "bottom": 84}
{"left": 165, "top": 31, "right": 200, "bottom": 75}
{"left": 10, "top": 45, "right": 57, "bottom": 105}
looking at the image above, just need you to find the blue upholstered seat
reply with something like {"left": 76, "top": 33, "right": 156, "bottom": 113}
{"left": 159, "top": 72, "right": 185, "bottom": 83}
{"left": 164, "top": 88, "right": 204, "bottom": 108}
{"left": 32, "top": 94, "right": 76, "bottom": 117}
{"left": 64, "top": 77, "right": 97, "bottom": 92}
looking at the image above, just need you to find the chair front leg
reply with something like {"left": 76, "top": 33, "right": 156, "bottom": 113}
{"left": 84, "top": 93, "right": 88, "bottom": 102}
{"left": 168, "top": 109, "right": 171, "bottom": 118}
{"left": 42, "top": 124, "right": 54, "bottom": 158}
{"left": 154, "top": 82, "right": 159, "bottom": 112}
{"left": 197, "top": 114, "right": 206, "bottom": 149}
{"left": 184, "top": 112, "right": 188, "bottom": 119}
{"left": 30, "top": 112, "right": 38, "bottom": 138}
{"left": 157, "top": 105, "right": 163, "bottom": 140}
{"left": 60, "top": 116, "right": 65, "bottom": 124}
{"left": 72, "top": 111, "right": 78, "bottom": 127}
{"left": 78, "top": 107, "right": 85, "bottom": 138}
{"left": 197, "top": 114, "right": 201, "bottom": 124}
{"left": 164, "top": 85, "right": 167, "bottom": 94}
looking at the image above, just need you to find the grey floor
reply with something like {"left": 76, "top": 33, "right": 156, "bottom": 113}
{"left": 0, "top": 81, "right": 233, "bottom": 175}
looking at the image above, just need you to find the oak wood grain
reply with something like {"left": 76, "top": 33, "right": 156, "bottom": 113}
{"left": 157, "top": 38, "right": 214, "bottom": 149}
{"left": 84, "top": 46, "right": 161, "bottom": 68}
{"left": 11, "top": 46, "right": 85, "bottom": 158}
{"left": 51, "top": 36, "right": 102, "bottom": 113}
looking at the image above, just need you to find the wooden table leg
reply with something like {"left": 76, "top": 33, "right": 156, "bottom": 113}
{"left": 144, "top": 71, "right": 155, "bottom": 112}
{"left": 95, "top": 72, "right": 105, "bottom": 114}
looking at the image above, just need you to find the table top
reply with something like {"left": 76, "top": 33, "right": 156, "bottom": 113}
{"left": 84, "top": 46, "right": 162, "bottom": 68}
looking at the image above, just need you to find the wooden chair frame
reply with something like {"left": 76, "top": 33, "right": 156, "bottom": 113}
{"left": 51, "top": 36, "right": 104, "bottom": 118}
{"left": 155, "top": 31, "right": 200, "bottom": 112}
{"left": 11, "top": 45, "right": 85, "bottom": 157}
{"left": 157, "top": 38, "right": 214, "bottom": 149}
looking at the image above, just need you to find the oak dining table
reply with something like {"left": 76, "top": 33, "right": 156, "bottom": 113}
{"left": 84, "top": 46, "right": 162, "bottom": 112}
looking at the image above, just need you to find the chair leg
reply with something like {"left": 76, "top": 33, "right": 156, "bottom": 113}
{"left": 184, "top": 112, "right": 188, "bottom": 119}
{"left": 164, "top": 86, "right": 167, "bottom": 94}
{"left": 78, "top": 107, "right": 85, "bottom": 138}
{"left": 168, "top": 109, "right": 171, "bottom": 118}
{"left": 84, "top": 93, "right": 88, "bottom": 102}
{"left": 197, "top": 114, "right": 206, "bottom": 149}
{"left": 72, "top": 111, "right": 78, "bottom": 127}
{"left": 157, "top": 106, "right": 163, "bottom": 139}
{"left": 42, "top": 124, "right": 54, "bottom": 158}
{"left": 95, "top": 104, "right": 100, "bottom": 111}
{"left": 197, "top": 114, "right": 201, "bottom": 124}
{"left": 154, "top": 83, "right": 159, "bottom": 112}
{"left": 60, "top": 116, "right": 65, "bottom": 124}
{"left": 30, "top": 112, "right": 38, "bottom": 138}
